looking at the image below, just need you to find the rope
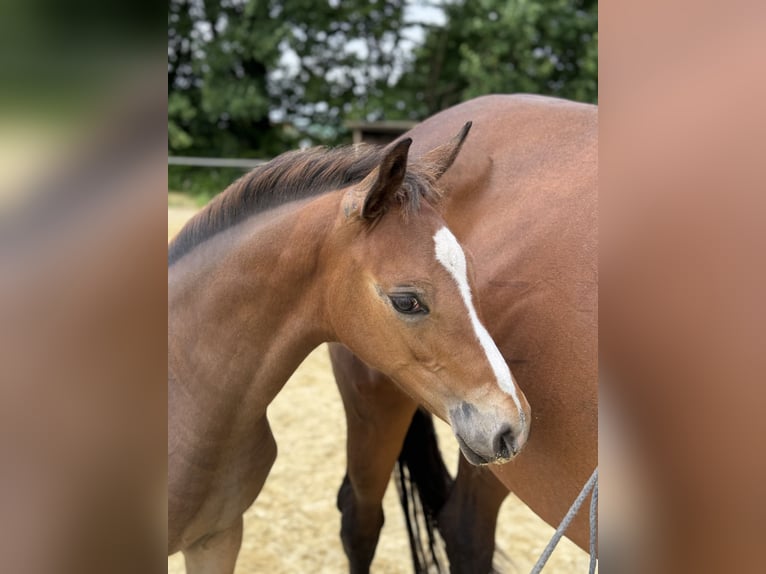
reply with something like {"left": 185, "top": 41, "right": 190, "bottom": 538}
{"left": 529, "top": 467, "right": 598, "bottom": 574}
{"left": 589, "top": 473, "right": 598, "bottom": 574}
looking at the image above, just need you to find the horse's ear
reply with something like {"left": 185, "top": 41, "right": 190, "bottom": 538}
{"left": 359, "top": 137, "right": 412, "bottom": 221}
{"left": 422, "top": 121, "right": 472, "bottom": 180}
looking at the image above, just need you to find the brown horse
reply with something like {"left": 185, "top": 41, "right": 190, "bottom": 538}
{"left": 167, "top": 125, "right": 533, "bottom": 572}
{"left": 330, "top": 94, "right": 597, "bottom": 573}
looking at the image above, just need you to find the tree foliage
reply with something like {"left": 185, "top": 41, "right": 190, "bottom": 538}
{"left": 270, "top": 0, "right": 412, "bottom": 141}
{"left": 391, "top": 0, "right": 597, "bottom": 119}
{"left": 168, "top": 0, "right": 286, "bottom": 157}
{"left": 168, "top": 0, "right": 597, "bottom": 158}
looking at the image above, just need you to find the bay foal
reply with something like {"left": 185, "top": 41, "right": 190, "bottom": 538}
{"left": 168, "top": 127, "right": 531, "bottom": 573}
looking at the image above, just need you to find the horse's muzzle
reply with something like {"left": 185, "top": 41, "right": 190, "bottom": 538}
{"left": 449, "top": 401, "right": 527, "bottom": 465}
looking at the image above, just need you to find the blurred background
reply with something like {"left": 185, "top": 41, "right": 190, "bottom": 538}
{"left": 167, "top": 0, "right": 597, "bottom": 203}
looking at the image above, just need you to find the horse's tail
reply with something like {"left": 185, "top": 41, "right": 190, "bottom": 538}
{"left": 395, "top": 408, "right": 453, "bottom": 573}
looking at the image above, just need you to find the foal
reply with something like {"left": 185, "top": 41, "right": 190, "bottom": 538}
{"left": 168, "top": 127, "right": 531, "bottom": 573}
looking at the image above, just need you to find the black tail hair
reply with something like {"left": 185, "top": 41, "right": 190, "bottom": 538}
{"left": 395, "top": 408, "right": 454, "bottom": 573}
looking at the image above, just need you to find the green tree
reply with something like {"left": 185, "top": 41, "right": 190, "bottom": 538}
{"left": 390, "top": 0, "right": 598, "bottom": 119}
{"left": 167, "top": 0, "right": 598, "bottom": 158}
{"left": 168, "top": 0, "right": 416, "bottom": 155}
{"left": 168, "top": 0, "right": 288, "bottom": 158}
{"left": 273, "top": 0, "right": 412, "bottom": 141}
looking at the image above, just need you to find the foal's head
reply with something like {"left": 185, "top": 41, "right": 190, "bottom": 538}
{"left": 326, "top": 125, "right": 531, "bottom": 464}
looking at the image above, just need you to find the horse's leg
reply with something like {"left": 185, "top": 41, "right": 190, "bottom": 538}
{"left": 330, "top": 344, "right": 418, "bottom": 574}
{"left": 182, "top": 516, "right": 243, "bottom": 574}
{"left": 177, "top": 416, "right": 277, "bottom": 574}
{"left": 437, "top": 455, "right": 509, "bottom": 574}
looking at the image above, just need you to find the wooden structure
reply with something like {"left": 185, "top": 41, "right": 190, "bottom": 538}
{"left": 345, "top": 121, "right": 417, "bottom": 146}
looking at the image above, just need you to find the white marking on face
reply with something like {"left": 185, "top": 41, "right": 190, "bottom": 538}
{"left": 433, "top": 227, "right": 525, "bottom": 419}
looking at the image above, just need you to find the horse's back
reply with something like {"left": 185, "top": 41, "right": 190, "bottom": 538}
{"left": 407, "top": 94, "right": 596, "bottom": 365}
{"left": 407, "top": 94, "right": 598, "bottom": 547}
{"left": 408, "top": 94, "right": 596, "bottom": 290}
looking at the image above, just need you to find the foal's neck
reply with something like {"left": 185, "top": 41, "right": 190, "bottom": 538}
{"left": 168, "top": 194, "right": 338, "bottom": 428}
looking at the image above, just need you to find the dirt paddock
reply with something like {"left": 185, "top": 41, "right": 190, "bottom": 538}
{"left": 168, "top": 206, "right": 590, "bottom": 573}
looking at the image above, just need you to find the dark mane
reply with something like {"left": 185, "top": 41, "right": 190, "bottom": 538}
{"left": 168, "top": 143, "right": 440, "bottom": 266}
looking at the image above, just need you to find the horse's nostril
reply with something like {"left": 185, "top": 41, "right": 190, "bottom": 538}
{"left": 494, "top": 426, "right": 515, "bottom": 459}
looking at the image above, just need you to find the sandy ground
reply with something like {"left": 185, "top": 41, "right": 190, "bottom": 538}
{"left": 168, "top": 206, "right": 591, "bottom": 573}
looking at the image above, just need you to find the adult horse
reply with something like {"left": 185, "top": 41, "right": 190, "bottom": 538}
{"left": 167, "top": 126, "right": 532, "bottom": 572}
{"left": 330, "top": 94, "right": 597, "bottom": 572}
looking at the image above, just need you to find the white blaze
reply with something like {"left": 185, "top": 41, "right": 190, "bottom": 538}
{"left": 433, "top": 227, "right": 524, "bottom": 416}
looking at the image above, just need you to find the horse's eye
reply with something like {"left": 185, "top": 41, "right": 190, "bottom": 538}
{"left": 389, "top": 294, "right": 428, "bottom": 315}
